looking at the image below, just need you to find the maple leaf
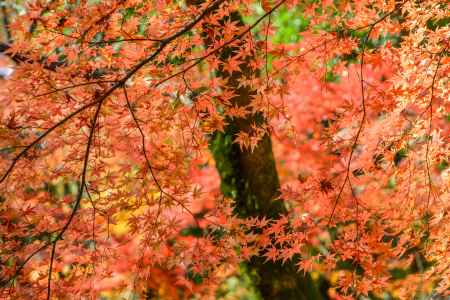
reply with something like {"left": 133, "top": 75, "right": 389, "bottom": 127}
{"left": 222, "top": 57, "right": 241, "bottom": 75}
{"left": 264, "top": 247, "right": 278, "bottom": 262}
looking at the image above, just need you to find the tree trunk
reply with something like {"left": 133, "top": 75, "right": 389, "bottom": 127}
{"left": 201, "top": 6, "right": 328, "bottom": 300}
{"left": 211, "top": 129, "right": 327, "bottom": 300}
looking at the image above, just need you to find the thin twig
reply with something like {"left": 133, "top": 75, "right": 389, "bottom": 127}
{"left": 46, "top": 98, "right": 104, "bottom": 300}
{"left": 0, "top": 0, "right": 226, "bottom": 186}
{"left": 1, "top": 1, "right": 227, "bottom": 290}
{"left": 327, "top": 1, "right": 409, "bottom": 225}
{"left": 123, "top": 86, "right": 200, "bottom": 226}
{"left": 0, "top": 99, "right": 101, "bottom": 184}
{"left": 35, "top": 80, "right": 117, "bottom": 97}
{"left": 153, "top": 0, "right": 287, "bottom": 89}
{"left": 424, "top": 47, "right": 446, "bottom": 231}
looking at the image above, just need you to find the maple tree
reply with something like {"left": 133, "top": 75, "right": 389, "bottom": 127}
{"left": 0, "top": 0, "right": 448, "bottom": 299}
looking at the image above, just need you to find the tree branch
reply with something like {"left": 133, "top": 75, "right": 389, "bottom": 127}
{"left": 0, "top": 0, "right": 225, "bottom": 185}
{"left": 0, "top": 0, "right": 226, "bottom": 288}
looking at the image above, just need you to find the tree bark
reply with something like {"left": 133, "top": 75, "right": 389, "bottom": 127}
{"left": 201, "top": 6, "right": 328, "bottom": 300}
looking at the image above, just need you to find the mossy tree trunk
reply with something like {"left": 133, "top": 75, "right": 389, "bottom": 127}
{"left": 211, "top": 127, "right": 327, "bottom": 300}
{"left": 187, "top": 2, "right": 328, "bottom": 299}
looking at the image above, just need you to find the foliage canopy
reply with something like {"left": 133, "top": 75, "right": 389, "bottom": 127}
{"left": 0, "top": 0, "right": 448, "bottom": 299}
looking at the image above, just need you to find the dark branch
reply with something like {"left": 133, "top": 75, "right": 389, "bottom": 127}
{"left": 0, "top": 0, "right": 225, "bottom": 185}
{"left": 123, "top": 86, "right": 200, "bottom": 225}
{"left": 328, "top": 0, "right": 411, "bottom": 225}
{"left": 0, "top": 0, "right": 226, "bottom": 288}
{"left": 35, "top": 80, "right": 118, "bottom": 98}
{"left": 0, "top": 99, "right": 101, "bottom": 184}
{"left": 152, "top": 0, "right": 286, "bottom": 88}
{"left": 46, "top": 98, "right": 104, "bottom": 300}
